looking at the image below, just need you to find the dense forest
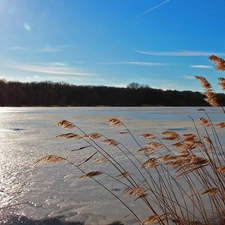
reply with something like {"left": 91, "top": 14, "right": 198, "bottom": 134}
{"left": 0, "top": 79, "right": 225, "bottom": 106}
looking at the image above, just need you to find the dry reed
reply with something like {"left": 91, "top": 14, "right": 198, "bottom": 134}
{"left": 36, "top": 55, "right": 225, "bottom": 225}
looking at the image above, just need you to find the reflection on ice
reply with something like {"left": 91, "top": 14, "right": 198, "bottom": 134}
{"left": 0, "top": 107, "right": 224, "bottom": 225}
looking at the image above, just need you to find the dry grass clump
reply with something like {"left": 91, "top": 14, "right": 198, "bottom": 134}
{"left": 36, "top": 55, "right": 225, "bottom": 225}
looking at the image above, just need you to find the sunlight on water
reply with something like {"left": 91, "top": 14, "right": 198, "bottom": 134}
{"left": 0, "top": 107, "right": 224, "bottom": 225}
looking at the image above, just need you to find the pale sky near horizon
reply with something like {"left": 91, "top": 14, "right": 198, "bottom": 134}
{"left": 1, "top": 0, "right": 225, "bottom": 92}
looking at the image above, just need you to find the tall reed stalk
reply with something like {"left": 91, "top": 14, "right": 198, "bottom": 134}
{"left": 37, "top": 55, "right": 225, "bottom": 225}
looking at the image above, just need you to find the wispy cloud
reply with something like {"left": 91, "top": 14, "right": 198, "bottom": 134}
{"left": 137, "top": 50, "right": 225, "bottom": 57}
{"left": 47, "top": 62, "right": 68, "bottom": 67}
{"left": 184, "top": 75, "right": 195, "bottom": 80}
{"left": 101, "top": 61, "right": 168, "bottom": 66}
{"left": 37, "top": 47, "right": 61, "bottom": 52}
{"left": 125, "top": 0, "right": 170, "bottom": 24}
{"left": 190, "top": 65, "right": 213, "bottom": 69}
{"left": 13, "top": 62, "right": 95, "bottom": 76}
{"left": 10, "top": 46, "right": 26, "bottom": 50}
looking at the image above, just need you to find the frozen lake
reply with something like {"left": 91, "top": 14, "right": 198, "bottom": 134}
{"left": 0, "top": 107, "right": 224, "bottom": 225}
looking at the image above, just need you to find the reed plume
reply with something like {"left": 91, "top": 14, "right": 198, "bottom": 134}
{"left": 36, "top": 54, "right": 225, "bottom": 225}
{"left": 209, "top": 54, "right": 225, "bottom": 71}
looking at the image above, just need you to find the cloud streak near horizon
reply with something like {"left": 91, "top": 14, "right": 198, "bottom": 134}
{"left": 184, "top": 75, "right": 195, "bottom": 80}
{"left": 10, "top": 46, "right": 26, "bottom": 50}
{"left": 125, "top": 0, "right": 170, "bottom": 24}
{"left": 13, "top": 62, "right": 95, "bottom": 76}
{"left": 190, "top": 65, "right": 213, "bottom": 68}
{"left": 37, "top": 47, "right": 61, "bottom": 52}
{"left": 137, "top": 50, "right": 225, "bottom": 56}
{"left": 100, "top": 61, "right": 168, "bottom": 66}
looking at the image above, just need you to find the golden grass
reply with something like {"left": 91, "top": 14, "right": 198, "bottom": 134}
{"left": 36, "top": 55, "right": 225, "bottom": 225}
{"left": 35, "top": 155, "right": 65, "bottom": 163}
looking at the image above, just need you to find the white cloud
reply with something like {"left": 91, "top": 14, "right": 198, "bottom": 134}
{"left": 101, "top": 61, "right": 168, "bottom": 66}
{"left": 126, "top": 61, "right": 168, "bottom": 66}
{"left": 184, "top": 75, "right": 195, "bottom": 80}
{"left": 13, "top": 63, "right": 95, "bottom": 76}
{"left": 136, "top": 50, "right": 225, "bottom": 57}
{"left": 46, "top": 62, "right": 68, "bottom": 67}
{"left": 10, "top": 46, "right": 25, "bottom": 50}
{"left": 37, "top": 47, "right": 60, "bottom": 52}
{"left": 190, "top": 65, "right": 213, "bottom": 68}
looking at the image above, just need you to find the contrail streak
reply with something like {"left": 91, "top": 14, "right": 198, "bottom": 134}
{"left": 125, "top": 0, "right": 170, "bottom": 24}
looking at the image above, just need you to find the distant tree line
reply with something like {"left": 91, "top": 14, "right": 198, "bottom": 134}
{"left": 0, "top": 80, "right": 225, "bottom": 107}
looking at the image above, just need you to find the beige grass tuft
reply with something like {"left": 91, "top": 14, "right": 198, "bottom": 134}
{"left": 106, "top": 118, "right": 122, "bottom": 125}
{"left": 36, "top": 155, "right": 66, "bottom": 163}
{"left": 56, "top": 120, "right": 75, "bottom": 128}
{"left": 88, "top": 133, "right": 102, "bottom": 139}
{"left": 56, "top": 133, "right": 83, "bottom": 139}
{"left": 78, "top": 171, "right": 103, "bottom": 178}
{"left": 215, "top": 122, "right": 225, "bottom": 128}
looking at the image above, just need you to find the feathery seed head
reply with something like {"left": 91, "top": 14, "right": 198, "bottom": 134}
{"left": 137, "top": 147, "right": 155, "bottom": 153}
{"left": 106, "top": 118, "right": 122, "bottom": 125}
{"left": 145, "top": 142, "right": 162, "bottom": 148}
{"left": 182, "top": 135, "right": 196, "bottom": 143}
{"left": 158, "top": 154, "right": 178, "bottom": 162}
{"left": 79, "top": 171, "right": 103, "bottom": 178}
{"left": 139, "top": 133, "right": 155, "bottom": 140}
{"left": 202, "top": 187, "right": 218, "bottom": 195}
{"left": 56, "top": 120, "right": 75, "bottom": 128}
{"left": 218, "top": 77, "right": 225, "bottom": 90}
{"left": 178, "top": 150, "right": 190, "bottom": 157}
{"left": 217, "top": 165, "right": 225, "bottom": 172}
{"left": 88, "top": 133, "right": 102, "bottom": 139}
{"left": 95, "top": 158, "right": 108, "bottom": 163}
{"left": 101, "top": 138, "right": 119, "bottom": 146}
{"left": 202, "top": 136, "right": 212, "bottom": 145}
{"left": 56, "top": 133, "right": 83, "bottom": 139}
{"left": 190, "top": 156, "right": 208, "bottom": 165}
{"left": 209, "top": 54, "right": 225, "bottom": 71}
{"left": 124, "top": 186, "right": 147, "bottom": 198}
{"left": 204, "top": 96, "right": 220, "bottom": 107}
{"left": 198, "top": 117, "right": 210, "bottom": 127}
{"left": 203, "top": 91, "right": 216, "bottom": 98}
{"left": 161, "top": 131, "right": 179, "bottom": 141}
{"left": 141, "top": 158, "right": 158, "bottom": 168}
{"left": 115, "top": 172, "right": 131, "bottom": 178}
{"left": 36, "top": 155, "right": 66, "bottom": 163}
{"left": 195, "top": 76, "right": 212, "bottom": 89}
{"left": 216, "top": 122, "right": 225, "bottom": 128}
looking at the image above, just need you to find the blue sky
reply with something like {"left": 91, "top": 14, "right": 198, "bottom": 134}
{"left": 1, "top": 0, "right": 225, "bottom": 91}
